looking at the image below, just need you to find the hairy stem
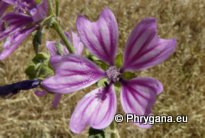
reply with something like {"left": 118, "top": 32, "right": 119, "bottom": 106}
{"left": 52, "top": 20, "right": 74, "bottom": 53}
{"left": 55, "top": 0, "right": 59, "bottom": 16}
{"left": 48, "top": 0, "right": 54, "bottom": 15}
{"left": 110, "top": 121, "right": 120, "bottom": 138}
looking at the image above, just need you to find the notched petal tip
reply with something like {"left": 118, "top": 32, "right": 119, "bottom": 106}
{"left": 122, "top": 17, "right": 176, "bottom": 71}
{"left": 76, "top": 8, "right": 118, "bottom": 65}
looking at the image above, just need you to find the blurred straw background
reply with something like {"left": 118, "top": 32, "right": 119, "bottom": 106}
{"left": 0, "top": 0, "right": 205, "bottom": 137}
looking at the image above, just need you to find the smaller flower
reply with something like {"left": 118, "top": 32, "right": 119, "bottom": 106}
{"left": 0, "top": 0, "right": 48, "bottom": 60}
{"left": 46, "top": 32, "right": 84, "bottom": 56}
{"left": 36, "top": 32, "right": 84, "bottom": 108}
{"left": 42, "top": 8, "right": 176, "bottom": 133}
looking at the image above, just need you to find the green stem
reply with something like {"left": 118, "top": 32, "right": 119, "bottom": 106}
{"left": 46, "top": 0, "right": 74, "bottom": 53}
{"left": 48, "top": 0, "right": 54, "bottom": 15}
{"left": 55, "top": 0, "right": 59, "bottom": 16}
{"left": 52, "top": 20, "right": 74, "bottom": 53}
{"left": 110, "top": 121, "right": 119, "bottom": 138}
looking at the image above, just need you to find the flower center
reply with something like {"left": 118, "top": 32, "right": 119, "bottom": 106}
{"left": 106, "top": 66, "right": 121, "bottom": 83}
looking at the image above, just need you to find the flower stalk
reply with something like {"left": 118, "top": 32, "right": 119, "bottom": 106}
{"left": 109, "top": 121, "right": 119, "bottom": 138}
{"left": 48, "top": 0, "right": 54, "bottom": 15}
{"left": 52, "top": 19, "right": 74, "bottom": 53}
{"left": 47, "top": 0, "right": 74, "bottom": 53}
{"left": 55, "top": 0, "right": 59, "bottom": 16}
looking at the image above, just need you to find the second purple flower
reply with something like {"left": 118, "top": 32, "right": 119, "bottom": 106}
{"left": 0, "top": 0, "right": 48, "bottom": 60}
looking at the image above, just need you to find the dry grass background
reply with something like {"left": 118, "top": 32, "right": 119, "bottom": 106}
{"left": 0, "top": 0, "right": 205, "bottom": 137}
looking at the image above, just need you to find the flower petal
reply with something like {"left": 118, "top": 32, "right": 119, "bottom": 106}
{"left": 42, "top": 55, "right": 105, "bottom": 93}
{"left": 70, "top": 85, "right": 117, "bottom": 134}
{"left": 76, "top": 8, "right": 118, "bottom": 65}
{"left": 0, "top": 1, "right": 9, "bottom": 17}
{"left": 34, "top": 90, "right": 48, "bottom": 97}
{"left": 72, "top": 32, "right": 84, "bottom": 55}
{"left": 0, "top": 26, "right": 36, "bottom": 60}
{"left": 1, "top": 0, "right": 15, "bottom": 5}
{"left": 30, "top": 0, "right": 48, "bottom": 22}
{"left": 120, "top": 77, "right": 163, "bottom": 128}
{"left": 0, "top": 13, "right": 33, "bottom": 40}
{"left": 46, "top": 32, "right": 84, "bottom": 56}
{"left": 122, "top": 18, "right": 176, "bottom": 71}
{"left": 2, "top": 0, "right": 36, "bottom": 13}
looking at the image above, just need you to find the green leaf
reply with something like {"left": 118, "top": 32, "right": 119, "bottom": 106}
{"left": 88, "top": 128, "right": 105, "bottom": 138}
{"left": 25, "top": 52, "right": 53, "bottom": 79}
{"left": 115, "top": 53, "right": 123, "bottom": 68}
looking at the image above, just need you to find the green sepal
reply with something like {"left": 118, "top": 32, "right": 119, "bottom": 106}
{"left": 88, "top": 128, "right": 105, "bottom": 138}
{"left": 114, "top": 82, "right": 121, "bottom": 93}
{"left": 122, "top": 72, "right": 136, "bottom": 80}
{"left": 85, "top": 50, "right": 109, "bottom": 71}
{"left": 35, "top": 0, "right": 41, "bottom": 4}
{"left": 115, "top": 53, "right": 123, "bottom": 68}
{"left": 97, "top": 78, "right": 108, "bottom": 87}
{"left": 95, "top": 60, "right": 109, "bottom": 71}
{"left": 87, "top": 54, "right": 99, "bottom": 62}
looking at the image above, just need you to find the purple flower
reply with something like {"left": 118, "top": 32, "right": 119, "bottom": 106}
{"left": 0, "top": 1, "right": 9, "bottom": 18}
{"left": 36, "top": 32, "right": 84, "bottom": 108}
{"left": 42, "top": 8, "right": 176, "bottom": 133}
{"left": 0, "top": 0, "right": 48, "bottom": 60}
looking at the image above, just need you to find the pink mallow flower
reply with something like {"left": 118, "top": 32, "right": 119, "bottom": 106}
{"left": 42, "top": 8, "right": 176, "bottom": 133}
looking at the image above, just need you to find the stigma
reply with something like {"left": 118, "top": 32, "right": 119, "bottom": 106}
{"left": 106, "top": 66, "right": 121, "bottom": 83}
